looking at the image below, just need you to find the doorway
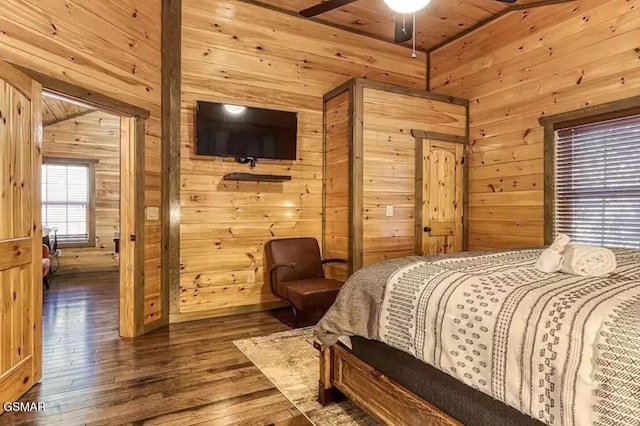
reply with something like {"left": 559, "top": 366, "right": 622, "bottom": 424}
{"left": 37, "top": 86, "right": 143, "bottom": 339}
{"left": 0, "top": 60, "right": 150, "bottom": 411}
{"left": 41, "top": 91, "right": 122, "bottom": 345}
{"left": 42, "top": 92, "right": 121, "bottom": 276}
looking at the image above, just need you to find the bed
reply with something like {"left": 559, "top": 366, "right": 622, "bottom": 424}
{"left": 315, "top": 249, "right": 640, "bottom": 426}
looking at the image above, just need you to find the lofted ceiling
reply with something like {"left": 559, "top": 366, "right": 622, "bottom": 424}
{"left": 253, "top": 0, "right": 555, "bottom": 51}
{"left": 42, "top": 94, "right": 95, "bottom": 127}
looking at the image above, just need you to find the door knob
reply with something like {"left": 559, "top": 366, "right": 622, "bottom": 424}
{"left": 423, "top": 226, "right": 431, "bottom": 233}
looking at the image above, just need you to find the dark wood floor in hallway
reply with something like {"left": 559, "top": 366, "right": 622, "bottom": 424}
{"left": 2, "top": 272, "right": 311, "bottom": 425}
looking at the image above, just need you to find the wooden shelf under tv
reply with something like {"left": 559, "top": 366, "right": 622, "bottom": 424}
{"left": 223, "top": 172, "right": 292, "bottom": 182}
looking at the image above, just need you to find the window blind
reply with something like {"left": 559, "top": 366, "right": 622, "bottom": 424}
{"left": 554, "top": 114, "right": 640, "bottom": 249}
{"left": 42, "top": 163, "right": 90, "bottom": 244}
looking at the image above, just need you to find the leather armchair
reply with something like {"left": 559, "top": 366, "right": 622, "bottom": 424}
{"left": 265, "top": 237, "right": 346, "bottom": 327}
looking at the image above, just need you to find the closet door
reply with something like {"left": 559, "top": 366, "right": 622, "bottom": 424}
{"left": 418, "top": 139, "right": 464, "bottom": 256}
{"left": 0, "top": 61, "right": 43, "bottom": 410}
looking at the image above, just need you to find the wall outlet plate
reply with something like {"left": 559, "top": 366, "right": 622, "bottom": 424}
{"left": 146, "top": 206, "right": 160, "bottom": 221}
{"left": 386, "top": 205, "right": 394, "bottom": 217}
{"left": 247, "top": 269, "right": 256, "bottom": 283}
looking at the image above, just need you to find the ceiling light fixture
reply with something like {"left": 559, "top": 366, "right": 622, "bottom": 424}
{"left": 383, "top": 0, "right": 430, "bottom": 14}
{"left": 223, "top": 104, "right": 247, "bottom": 115}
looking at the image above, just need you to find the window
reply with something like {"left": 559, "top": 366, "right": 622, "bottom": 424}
{"left": 553, "top": 114, "right": 640, "bottom": 249}
{"left": 42, "top": 158, "right": 96, "bottom": 247}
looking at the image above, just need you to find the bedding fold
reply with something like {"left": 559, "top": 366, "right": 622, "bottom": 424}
{"left": 560, "top": 243, "right": 617, "bottom": 277}
{"left": 535, "top": 233, "right": 570, "bottom": 273}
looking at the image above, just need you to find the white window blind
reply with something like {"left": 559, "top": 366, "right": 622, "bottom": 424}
{"left": 554, "top": 114, "right": 640, "bottom": 248}
{"left": 42, "top": 163, "right": 90, "bottom": 244}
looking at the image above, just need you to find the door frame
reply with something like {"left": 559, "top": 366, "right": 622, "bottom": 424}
{"left": 17, "top": 65, "right": 151, "bottom": 338}
{"left": 412, "top": 129, "right": 469, "bottom": 253}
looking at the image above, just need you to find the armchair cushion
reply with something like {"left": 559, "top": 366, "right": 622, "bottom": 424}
{"left": 265, "top": 237, "right": 325, "bottom": 284}
{"left": 283, "top": 278, "right": 344, "bottom": 310}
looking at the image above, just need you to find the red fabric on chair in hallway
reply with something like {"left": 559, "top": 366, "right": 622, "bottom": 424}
{"left": 42, "top": 244, "right": 51, "bottom": 289}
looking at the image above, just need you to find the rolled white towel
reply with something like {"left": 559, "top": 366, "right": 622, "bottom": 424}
{"left": 535, "top": 233, "right": 571, "bottom": 273}
{"left": 560, "top": 244, "right": 617, "bottom": 277}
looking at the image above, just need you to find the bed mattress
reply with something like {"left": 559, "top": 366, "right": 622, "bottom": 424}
{"left": 317, "top": 249, "right": 640, "bottom": 426}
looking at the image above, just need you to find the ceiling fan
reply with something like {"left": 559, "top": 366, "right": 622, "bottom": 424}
{"left": 299, "top": 0, "right": 518, "bottom": 44}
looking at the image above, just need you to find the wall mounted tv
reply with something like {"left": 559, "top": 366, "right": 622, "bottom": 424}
{"left": 195, "top": 101, "right": 298, "bottom": 162}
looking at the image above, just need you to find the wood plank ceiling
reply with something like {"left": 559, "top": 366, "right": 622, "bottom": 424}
{"left": 253, "top": 0, "right": 552, "bottom": 51}
{"left": 42, "top": 95, "right": 95, "bottom": 127}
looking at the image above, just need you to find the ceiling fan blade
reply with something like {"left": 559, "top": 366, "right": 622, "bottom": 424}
{"left": 393, "top": 16, "right": 413, "bottom": 43}
{"left": 493, "top": 0, "right": 517, "bottom": 3}
{"left": 299, "top": 0, "right": 358, "bottom": 17}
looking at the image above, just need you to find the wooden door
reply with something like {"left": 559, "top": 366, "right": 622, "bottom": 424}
{"left": 418, "top": 139, "right": 464, "bottom": 256}
{"left": 0, "top": 62, "right": 43, "bottom": 410}
{"left": 119, "top": 117, "right": 144, "bottom": 337}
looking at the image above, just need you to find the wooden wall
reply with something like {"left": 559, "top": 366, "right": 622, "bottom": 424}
{"left": 429, "top": 0, "right": 640, "bottom": 250}
{"left": 43, "top": 111, "right": 120, "bottom": 274}
{"left": 0, "top": 1, "right": 162, "bottom": 325}
{"left": 361, "top": 88, "right": 466, "bottom": 265}
{"left": 322, "top": 82, "right": 467, "bottom": 276}
{"left": 323, "top": 91, "right": 351, "bottom": 282}
{"left": 177, "top": 0, "right": 426, "bottom": 321}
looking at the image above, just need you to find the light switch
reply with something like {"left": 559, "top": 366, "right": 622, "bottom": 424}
{"left": 247, "top": 269, "right": 256, "bottom": 283}
{"left": 386, "top": 205, "right": 394, "bottom": 217}
{"left": 146, "top": 206, "right": 159, "bottom": 221}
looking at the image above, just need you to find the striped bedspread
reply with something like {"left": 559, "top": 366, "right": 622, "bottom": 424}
{"left": 378, "top": 249, "right": 640, "bottom": 426}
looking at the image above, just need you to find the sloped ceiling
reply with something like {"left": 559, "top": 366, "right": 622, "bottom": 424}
{"left": 42, "top": 95, "right": 95, "bottom": 127}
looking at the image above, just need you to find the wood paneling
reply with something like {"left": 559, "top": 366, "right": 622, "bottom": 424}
{"left": 0, "top": 0, "right": 163, "bottom": 328}
{"left": 361, "top": 87, "right": 466, "bottom": 265}
{"left": 43, "top": 111, "right": 120, "bottom": 274}
{"left": 323, "top": 90, "right": 351, "bottom": 281}
{"left": 253, "top": 0, "right": 532, "bottom": 51}
{"left": 430, "top": 0, "right": 639, "bottom": 249}
{"left": 177, "top": 0, "right": 426, "bottom": 320}
{"left": 322, "top": 80, "right": 468, "bottom": 273}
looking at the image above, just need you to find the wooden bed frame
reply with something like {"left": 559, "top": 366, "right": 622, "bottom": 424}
{"left": 316, "top": 342, "right": 461, "bottom": 426}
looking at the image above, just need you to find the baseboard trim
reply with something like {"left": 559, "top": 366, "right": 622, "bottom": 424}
{"left": 54, "top": 266, "right": 119, "bottom": 276}
{"left": 170, "top": 301, "right": 286, "bottom": 323}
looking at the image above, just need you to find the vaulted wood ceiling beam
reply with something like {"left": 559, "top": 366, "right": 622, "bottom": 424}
{"left": 235, "top": 0, "right": 432, "bottom": 53}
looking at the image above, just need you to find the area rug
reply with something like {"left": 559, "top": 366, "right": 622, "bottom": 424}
{"left": 233, "top": 328, "right": 376, "bottom": 425}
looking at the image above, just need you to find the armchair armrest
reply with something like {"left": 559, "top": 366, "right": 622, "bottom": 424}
{"left": 269, "top": 262, "right": 296, "bottom": 297}
{"left": 321, "top": 258, "right": 347, "bottom": 265}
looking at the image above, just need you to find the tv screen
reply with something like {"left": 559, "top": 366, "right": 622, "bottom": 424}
{"left": 195, "top": 101, "right": 298, "bottom": 160}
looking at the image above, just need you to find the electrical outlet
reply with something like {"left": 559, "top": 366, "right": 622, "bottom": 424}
{"left": 146, "top": 206, "right": 159, "bottom": 221}
{"left": 55, "top": 249, "right": 62, "bottom": 257}
{"left": 386, "top": 205, "right": 394, "bottom": 217}
{"left": 247, "top": 269, "right": 256, "bottom": 283}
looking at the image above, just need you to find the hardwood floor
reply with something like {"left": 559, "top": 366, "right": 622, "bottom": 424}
{"left": 2, "top": 272, "right": 312, "bottom": 425}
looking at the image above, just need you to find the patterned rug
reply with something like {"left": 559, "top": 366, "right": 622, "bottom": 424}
{"left": 233, "top": 328, "right": 376, "bottom": 425}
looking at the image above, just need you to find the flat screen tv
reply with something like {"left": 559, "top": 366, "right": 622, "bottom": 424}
{"left": 195, "top": 101, "right": 298, "bottom": 161}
